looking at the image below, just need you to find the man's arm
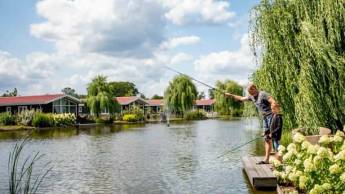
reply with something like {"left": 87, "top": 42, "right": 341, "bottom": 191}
{"left": 224, "top": 93, "right": 249, "bottom": 101}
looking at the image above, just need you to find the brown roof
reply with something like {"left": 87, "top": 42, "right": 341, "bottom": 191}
{"left": 195, "top": 99, "right": 215, "bottom": 106}
{"left": 115, "top": 96, "right": 148, "bottom": 105}
{"left": 0, "top": 94, "right": 69, "bottom": 106}
{"left": 146, "top": 99, "right": 164, "bottom": 106}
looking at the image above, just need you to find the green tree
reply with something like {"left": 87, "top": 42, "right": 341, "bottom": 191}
{"left": 151, "top": 94, "right": 163, "bottom": 99}
{"left": 87, "top": 75, "right": 119, "bottom": 117}
{"left": 197, "top": 91, "right": 205, "bottom": 100}
{"left": 2, "top": 88, "right": 18, "bottom": 97}
{"left": 251, "top": 0, "right": 345, "bottom": 130}
{"left": 61, "top": 87, "right": 78, "bottom": 97}
{"left": 109, "top": 81, "right": 139, "bottom": 97}
{"left": 214, "top": 80, "right": 243, "bottom": 116}
{"left": 164, "top": 75, "right": 198, "bottom": 117}
{"left": 208, "top": 89, "right": 215, "bottom": 99}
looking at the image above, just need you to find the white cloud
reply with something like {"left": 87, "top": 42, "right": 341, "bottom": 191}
{"left": 160, "top": 35, "right": 200, "bottom": 49}
{"left": 31, "top": 0, "right": 165, "bottom": 57}
{"left": 159, "top": 0, "right": 235, "bottom": 25}
{"left": 194, "top": 34, "right": 256, "bottom": 87}
{"left": 170, "top": 53, "right": 193, "bottom": 65}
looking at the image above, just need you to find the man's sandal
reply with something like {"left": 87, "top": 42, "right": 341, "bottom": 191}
{"left": 256, "top": 160, "right": 269, "bottom": 165}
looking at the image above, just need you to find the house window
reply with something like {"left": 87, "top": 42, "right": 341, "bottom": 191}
{"left": 18, "top": 106, "right": 28, "bottom": 113}
{"left": 52, "top": 98, "right": 77, "bottom": 114}
{"left": 79, "top": 106, "right": 83, "bottom": 113}
{"left": 6, "top": 107, "right": 11, "bottom": 113}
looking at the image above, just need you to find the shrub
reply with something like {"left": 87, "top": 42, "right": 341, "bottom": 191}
{"left": 16, "top": 110, "right": 35, "bottom": 126}
{"left": 122, "top": 105, "right": 144, "bottom": 121}
{"left": 273, "top": 131, "right": 345, "bottom": 193}
{"left": 123, "top": 114, "right": 139, "bottom": 122}
{"left": 32, "top": 113, "right": 54, "bottom": 128}
{"left": 0, "top": 112, "right": 15, "bottom": 125}
{"left": 53, "top": 113, "right": 76, "bottom": 127}
{"left": 184, "top": 110, "right": 207, "bottom": 120}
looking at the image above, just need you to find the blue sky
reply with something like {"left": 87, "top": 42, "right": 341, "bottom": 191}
{"left": 0, "top": 0, "right": 259, "bottom": 97}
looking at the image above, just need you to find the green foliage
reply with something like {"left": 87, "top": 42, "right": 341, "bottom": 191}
{"left": 87, "top": 75, "right": 119, "bottom": 117}
{"left": 151, "top": 94, "right": 163, "bottom": 99}
{"left": 164, "top": 75, "right": 198, "bottom": 117}
{"left": 280, "top": 129, "right": 292, "bottom": 146}
{"left": 184, "top": 110, "right": 207, "bottom": 120}
{"left": 123, "top": 114, "right": 140, "bottom": 122}
{"left": 242, "top": 101, "right": 258, "bottom": 117}
{"left": 2, "top": 88, "right": 18, "bottom": 97}
{"left": 0, "top": 112, "right": 15, "bottom": 125}
{"left": 16, "top": 110, "right": 36, "bottom": 126}
{"left": 8, "top": 137, "right": 52, "bottom": 194}
{"left": 32, "top": 113, "right": 54, "bottom": 128}
{"left": 197, "top": 91, "right": 205, "bottom": 100}
{"left": 214, "top": 80, "right": 244, "bottom": 116}
{"left": 251, "top": 0, "right": 345, "bottom": 131}
{"left": 109, "top": 81, "right": 139, "bottom": 97}
{"left": 61, "top": 87, "right": 79, "bottom": 98}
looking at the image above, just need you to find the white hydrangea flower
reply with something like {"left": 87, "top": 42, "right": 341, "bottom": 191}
{"left": 329, "top": 164, "right": 341, "bottom": 174}
{"left": 321, "top": 183, "right": 331, "bottom": 190}
{"left": 293, "top": 133, "right": 305, "bottom": 143}
{"left": 340, "top": 172, "right": 345, "bottom": 183}
{"left": 301, "top": 140, "right": 311, "bottom": 150}
{"left": 304, "top": 157, "right": 314, "bottom": 172}
{"left": 272, "top": 159, "right": 282, "bottom": 168}
{"left": 336, "top": 130, "right": 345, "bottom": 137}
{"left": 294, "top": 159, "right": 302, "bottom": 166}
{"left": 309, "top": 184, "right": 323, "bottom": 194}
{"left": 287, "top": 144, "right": 297, "bottom": 152}
{"left": 313, "top": 156, "right": 322, "bottom": 167}
{"left": 317, "top": 147, "right": 329, "bottom": 159}
{"left": 335, "top": 150, "right": 345, "bottom": 161}
{"left": 299, "top": 175, "right": 308, "bottom": 189}
{"left": 307, "top": 144, "right": 319, "bottom": 155}
{"left": 319, "top": 135, "right": 330, "bottom": 145}
{"left": 332, "top": 135, "right": 343, "bottom": 143}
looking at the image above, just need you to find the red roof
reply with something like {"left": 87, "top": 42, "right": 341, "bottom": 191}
{"left": 115, "top": 96, "right": 147, "bottom": 105}
{"left": 146, "top": 99, "right": 164, "bottom": 106}
{"left": 0, "top": 94, "right": 65, "bottom": 106}
{"left": 195, "top": 99, "right": 215, "bottom": 106}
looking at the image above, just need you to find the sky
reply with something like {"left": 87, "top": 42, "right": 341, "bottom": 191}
{"left": 0, "top": 0, "right": 260, "bottom": 98}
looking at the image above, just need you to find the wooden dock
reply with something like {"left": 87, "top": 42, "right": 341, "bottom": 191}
{"left": 242, "top": 156, "right": 277, "bottom": 190}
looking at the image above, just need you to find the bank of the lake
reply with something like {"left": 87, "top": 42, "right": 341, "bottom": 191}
{"left": 0, "top": 119, "right": 275, "bottom": 194}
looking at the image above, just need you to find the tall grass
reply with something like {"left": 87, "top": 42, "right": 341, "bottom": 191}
{"left": 8, "top": 137, "right": 52, "bottom": 194}
{"left": 280, "top": 129, "right": 292, "bottom": 146}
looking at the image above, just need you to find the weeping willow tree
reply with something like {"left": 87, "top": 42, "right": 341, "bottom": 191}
{"left": 87, "top": 75, "right": 119, "bottom": 117}
{"left": 214, "top": 80, "right": 244, "bottom": 116}
{"left": 251, "top": 0, "right": 345, "bottom": 131}
{"left": 164, "top": 75, "right": 198, "bottom": 117}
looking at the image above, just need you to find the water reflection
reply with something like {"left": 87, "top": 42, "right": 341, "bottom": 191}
{"left": 0, "top": 119, "right": 275, "bottom": 194}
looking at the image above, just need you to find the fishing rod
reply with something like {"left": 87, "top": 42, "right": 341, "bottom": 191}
{"left": 217, "top": 136, "right": 262, "bottom": 159}
{"left": 164, "top": 66, "right": 226, "bottom": 94}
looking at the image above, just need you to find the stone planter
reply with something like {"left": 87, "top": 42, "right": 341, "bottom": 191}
{"left": 305, "top": 135, "right": 321, "bottom": 145}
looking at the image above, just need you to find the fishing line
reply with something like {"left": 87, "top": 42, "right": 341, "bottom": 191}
{"left": 164, "top": 66, "right": 226, "bottom": 94}
{"left": 217, "top": 136, "right": 262, "bottom": 159}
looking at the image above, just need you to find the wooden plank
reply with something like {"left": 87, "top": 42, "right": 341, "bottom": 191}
{"left": 242, "top": 156, "right": 277, "bottom": 190}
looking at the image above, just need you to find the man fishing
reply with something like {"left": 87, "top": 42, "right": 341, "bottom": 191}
{"left": 225, "top": 84, "right": 277, "bottom": 164}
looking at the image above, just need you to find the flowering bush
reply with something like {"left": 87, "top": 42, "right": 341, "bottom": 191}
{"left": 273, "top": 131, "right": 345, "bottom": 193}
{"left": 16, "top": 110, "right": 36, "bottom": 126}
{"left": 52, "top": 113, "right": 76, "bottom": 127}
{"left": 123, "top": 114, "right": 139, "bottom": 122}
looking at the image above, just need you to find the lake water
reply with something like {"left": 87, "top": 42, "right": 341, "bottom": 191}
{"left": 0, "top": 119, "right": 276, "bottom": 194}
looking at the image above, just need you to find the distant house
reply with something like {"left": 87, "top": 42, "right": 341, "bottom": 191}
{"left": 194, "top": 99, "right": 215, "bottom": 112}
{"left": 116, "top": 96, "right": 148, "bottom": 113}
{"left": 146, "top": 99, "right": 164, "bottom": 113}
{"left": 0, "top": 94, "right": 80, "bottom": 115}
